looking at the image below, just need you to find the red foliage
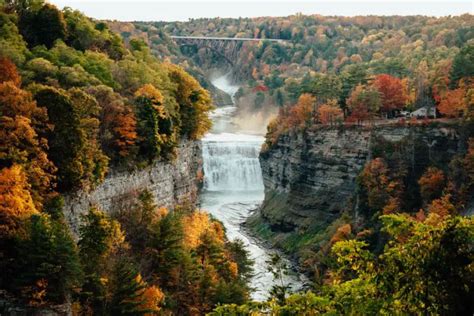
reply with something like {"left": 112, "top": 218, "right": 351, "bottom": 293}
{"left": 372, "top": 74, "right": 407, "bottom": 116}
{"left": 252, "top": 85, "right": 269, "bottom": 92}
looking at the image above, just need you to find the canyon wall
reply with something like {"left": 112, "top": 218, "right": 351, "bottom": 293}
{"left": 63, "top": 140, "right": 202, "bottom": 235}
{"left": 257, "top": 124, "right": 461, "bottom": 233}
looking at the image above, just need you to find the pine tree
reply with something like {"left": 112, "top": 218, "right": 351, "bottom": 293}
{"left": 15, "top": 214, "right": 82, "bottom": 305}
{"left": 78, "top": 207, "right": 125, "bottom": 314}
{"left": 109, "top": 259, "right": 149, "bottom": 315}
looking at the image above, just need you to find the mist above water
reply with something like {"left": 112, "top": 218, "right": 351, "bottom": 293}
{"left": 210, "top": 71, "right": 239, "bottom": 103}
{"left": 211, "top": 70, "right": 276, "bottom": 135}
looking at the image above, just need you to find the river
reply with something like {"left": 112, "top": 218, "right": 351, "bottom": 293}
{"left": 199, "top": 73, "right": 303, "bottom": 301}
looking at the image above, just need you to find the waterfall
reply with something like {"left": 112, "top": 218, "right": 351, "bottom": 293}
{"left": 202, "top": 133, "right": 264, "bottom": 192}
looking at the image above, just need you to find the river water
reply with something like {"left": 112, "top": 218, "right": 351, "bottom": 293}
{"left": 199, "top": 73, "right": 303, "bottom": 301}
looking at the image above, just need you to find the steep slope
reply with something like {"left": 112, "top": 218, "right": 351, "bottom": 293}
{"left": 248, "top": 123, "right": 469, "bottom": 261}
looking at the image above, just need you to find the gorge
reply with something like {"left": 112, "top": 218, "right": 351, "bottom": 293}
{"left": 1, "top": 1, "right": 473, "bottom": 314}
{"left": 200, "top": 73, "right": 304, "bottom": 300}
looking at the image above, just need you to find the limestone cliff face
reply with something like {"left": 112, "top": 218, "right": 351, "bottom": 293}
{"left": 258, "top": 125, "right": 460, "bottom": 232}
{"left": 63, "top": 140, "right": 202, "bottom": 235}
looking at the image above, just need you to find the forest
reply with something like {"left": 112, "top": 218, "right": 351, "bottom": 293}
{"left": 0, "top": 1, "right": 254, "bottom": 314}
{"left": 0, "top": 0, "right": 473, "bottom": 315}
{"left": 124, "top": 14, "right": 473, "bottom": 127}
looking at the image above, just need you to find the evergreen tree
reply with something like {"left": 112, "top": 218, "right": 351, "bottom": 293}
{"left": 78, "top": 207, "right": 124, "bottom": 314}
{"left": 109, "top": 259, "right": 149, "bottom": 316}
{"left": 15, "top": 214, "right": 82, "bottom": 304}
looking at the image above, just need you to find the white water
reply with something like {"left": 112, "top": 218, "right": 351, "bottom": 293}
{"left": 200, "top": 73, "right": 303, "bottom": 301}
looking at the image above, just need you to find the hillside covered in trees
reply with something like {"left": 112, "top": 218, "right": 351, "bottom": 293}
{"left": 0, "top": 1, "right": 256, "bottom": 314}
{"left": 127, "top": 15, "right": 473, "bottom": 127}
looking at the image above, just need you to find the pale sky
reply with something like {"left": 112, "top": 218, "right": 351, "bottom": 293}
{"left": 49, "top": 0, "right": 473, "bottom": 21}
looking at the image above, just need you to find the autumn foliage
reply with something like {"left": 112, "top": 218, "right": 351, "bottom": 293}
{"left": 318, "top": 99, "right": 343, "bottom": 125}
{"left": 372, "top": 74, "right": 407, "bottom": 117}
{"left": 418, "top": 167, "right": 446, "bottom": 203}
{"left": 438, "top": 87, "right": 466, "bottom": 117}
{"left": 0, "top": 165, "right": 38, "bottom": 237}
{"left": 346, "top": 84, "right": 381, "bottom": 124}
{"left": 0, "top": 57, "right": 21, "bottom": 86}
{"left": 287, "top": 93, "right": 315, "bottom": 127}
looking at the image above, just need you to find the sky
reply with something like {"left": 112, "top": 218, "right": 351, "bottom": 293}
{"left": 49, "top": 0, "right": 473, "bottom": 21}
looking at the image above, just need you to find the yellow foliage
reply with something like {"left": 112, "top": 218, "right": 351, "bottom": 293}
{"left": 135, "top": 84, "right": 164, "bottom": 105}
{"left": 182, "top": 211, "right": 224, "bottom": 249}
{"left": 0, "top": 164, "right": 38, "bottom": 237}
{"left": 228, "top": 261, "right": 239, "bottom": 278}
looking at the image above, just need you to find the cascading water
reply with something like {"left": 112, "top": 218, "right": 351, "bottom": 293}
{"left": 202, "top": 133, "right": 264, "bottom": 192}
{"left": 200, "top": 72, "right": 303, "bottom": 301}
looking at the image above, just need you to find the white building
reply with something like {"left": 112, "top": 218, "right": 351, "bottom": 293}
{"left": 410, "top": 106, "right": 436, "bottom": 118}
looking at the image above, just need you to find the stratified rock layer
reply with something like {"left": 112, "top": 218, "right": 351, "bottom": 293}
{"left": 63, "top": 140, "right": 202, "bottom": 235}
{"left": 259, "top": 125, "right": 460, "bottom": 231}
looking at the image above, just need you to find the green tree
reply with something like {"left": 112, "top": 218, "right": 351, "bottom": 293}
{"left": 147, "top": 210, "right": 185, "bottom": 288}
{"left": 339, "top": 64, "right": 369, "bottom": 111}
{"left": 450, "top": 43, "right": 474, "bottom": 88}
{"left": 134, "top": 84, "right": 176, "bottom": 161}
{"left": 78, "top": 207, "right": 125, "bottom": 314}
{"left": 19, "top": 3, "right": 67, "bottom": 49}
{"left": 304, "top": 73, "right": 342, "bottom": 105}
{"left": 33, "top": 85, "right": 108, "bottom": 191}
{"left": 167, "top": 64, "right": 213, "bottom": 140}
{"left": 266, "top": 254, "right": 291, "bottom": 305}
{"left": 109, "top": 259, "right": 150, "bottom": 315}
{"left": 15, "top": 214, "right": 82, "bottom": 305}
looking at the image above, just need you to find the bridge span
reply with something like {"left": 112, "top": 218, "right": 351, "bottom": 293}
{"left": 170, "top": 35, "right": 286, "bottom": 43}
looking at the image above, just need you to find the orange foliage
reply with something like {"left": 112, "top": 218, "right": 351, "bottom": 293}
{"left": 228, "top": 261, "right": 239, "bottom": 279}
{"left": 438, "top": 87, "right": 465, "bottom": 118}
{"left": 414, "top": 209, "right": 426, "bottom": 222}
{"left": 113, "top": 109, "right": 137, "bottom": 157}
{"left": 382, "top": 197, "right": 401, "bottom": 214}
{"left": 0, "top": 164, "right": 39, "bottom": 237}
{"left": 0, "top": 81, "right": 47, "bottom": 121}
{"left": 372, "top": 74, "right": 407, "bottom": 115}
{"left": 428, "top": 194, "right": 456, "bottom": 219}
{"left": 330, "top": 223, "right": 351, "bottom": 244}
{"left": 318, "top": 99, "right": 343, "bottom": 125}
{"left": 22, "top": 279, "right": 48, "bottom": 307}
{"left": 346, "top": 84, "right": 372, "bottom": 124}
{"left": 0, "top": 82, "right": 55, "bottom": 206}
{"left": 140, "top": 286, "right": 165, "bottom": 315}
{"left": 288, "top": 93, "right": 315, "bottom": 128}
{"left": 156, "top": 206, "right": 169, "bottom": 219}
{"left": 418, "top": 167, "right": 445, "bottom": 203}
{"left": 359, "top": 158, "right": 403, "bottom": 212}
{"left": 0, "top": 57, "right": 21, "bottom": 87}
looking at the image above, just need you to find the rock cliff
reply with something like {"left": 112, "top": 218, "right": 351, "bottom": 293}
{"left": 257, "top": 124, "right": 461, "bottom": 233}
{"left": 63, "top": 140, "right": 202, "bottom": 235}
